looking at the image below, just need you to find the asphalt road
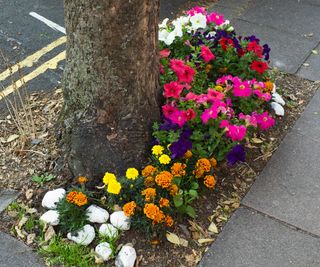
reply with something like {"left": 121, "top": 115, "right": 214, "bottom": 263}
{"left": 0, "top": 0, "right": 199, "bottom": 111}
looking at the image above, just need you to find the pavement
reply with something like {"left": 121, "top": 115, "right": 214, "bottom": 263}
{"left": 200, "top": 1, "right": 320, "bottom": 266}
{"left": 1, "top": 0, "right": 320, "bottom": 266}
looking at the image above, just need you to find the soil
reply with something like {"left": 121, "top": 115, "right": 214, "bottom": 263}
{"left": 0, "top": 73, "right": 319, "bottom": 266}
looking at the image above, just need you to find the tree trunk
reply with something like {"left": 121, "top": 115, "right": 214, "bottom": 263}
{"left": 62, "top": 0, "right": 160, "bottom": 181}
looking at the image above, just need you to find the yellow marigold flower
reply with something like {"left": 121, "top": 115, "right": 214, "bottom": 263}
{"left": 169, "top": 184, "right": 179, "bottom": 196}
{"left": 209, "top": 157, "right": 217, "bottom": 168}
{"left": 155, "top": 171, "right": 173, "bottom": 188}
{"left": 152, "top": 145, "right": 164, "bottom": 156}
{"left": 78, "top": 176, "right": 88, "bottom": 184}
{"left": 141, "top": 188, "right": 156, "bottom": 202}
{"left": 171, "top": 162, "right": 186, "bottom": 177}
{"left": 66, "top": 191, "right": 77, "bottom": 203}
{"left": 142, "top": 165, "right": 157, "bottom": 177}
{"left": 107, "top": 179, "right": 121, "bottom": 194}
{"left": 159, "top": 198, "right": 169, "bottom": 208}
{"left": 196, "top": 158, "right": 211, "bottom": 172}
{"left": 214, "top": 85, "right": 224, "bottom": 92}
{"left": 159, "top": 154, "right": 171, "bottom": 165}
{"left": 264, "top": 81, "right": 274, "bottom": 93}
{"left": 123, "top": 201, "right": 137, "bottom": 217}
{"left": 73, "top": 192, "right": 88, "bottom": 207}
{"left": 204, "top": 175, "right": 216, "bottom": 189}
{"left": 165, "top": 215, "right": 174, "bottom": 227}
{"left": 144, "top": 203, "right": 160, "bottom": 220}
{"left": 144, "top": 176, "right": 155, "bottom": 187}
{"left": 103, "top": 172, "right": 116, "bottom": 185}
{"left": 184, "top": 150, "right": 193, "bottom": 159}
{"left": 126, "top": 168, "right": 139, "bottom": 180}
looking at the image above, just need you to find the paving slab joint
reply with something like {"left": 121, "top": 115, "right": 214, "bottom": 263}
{"left": 241, "top": 204, "right": 320, "bottom": 239}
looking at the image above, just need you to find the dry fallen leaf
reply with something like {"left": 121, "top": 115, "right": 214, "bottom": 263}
{"left": 45, "top": 225, "right": 56, "bottom": 242}
{"left": 6, "top": 134, "right": 19, "bottom": 143}
{"left": 166, "top": 232, "right": 188, "bottom": 247}
{"left": 208, "top": 222, "right": 219, "bottom": 234}
{"left": 198, "top": 238, "right": 214, "bottom": 244}
{"left": 251, "top": 137, "right": 263, "bottom": 144}
{"left": 27, "top": 233, "right": 36, "bottom": 245}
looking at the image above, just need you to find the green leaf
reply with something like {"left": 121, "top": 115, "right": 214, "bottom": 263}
{"left": 191, "top": 182, "right": 199, "bottom": 190}
{"left": 185, "top": 205, "right": 196, "bottom": 218}
{"left": 173, "top": 195, "right": 183, "bottom": 207}
{"left": 188, "top": 189, "right": 198, "bottom": 198}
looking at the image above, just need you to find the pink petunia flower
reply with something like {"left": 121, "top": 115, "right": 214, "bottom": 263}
{"left": 160, "top": 64, "right": 165, "bottom": 74}
{"left": 159, "top": 48, "right": 171, "bottom": 58}
{"left": 163, "top": 81, "right": 184, "bottom": 99}
{"left": 255, "top": 111, "right": 275, "bottom": 130}
{"left": 162, "top": 103, "right": 178, "bottom": 119}
{"left": 239, "top": 113, "right": 258, "bottom": 127}
{"left": 207, "top": 89, "right": 225, "bottom": 102}
{"left": 170, "top": 59, "right": 196, "bottom": 84}
{"left": 201, "top": 106, "right": 218, "bottom": 124}
{"left": 201, "top": 45, "right": 215, "bottom": 63}
{"left": 232, "top": 80, "right": 252, "bottom": 97}
{"left": 187, "top": 6, "right": 207, "bottom": 16}
{"left": 169, "top": 109, "right": 188, "bottom": 127}
{"left": 206, "top": 12, "right": 225, "bottom": 25}
{"left": 253, "top": 90, "right": 272, "bottom": 102}
{"left": 185, "top": 108, "right": 196, "bottom": 121}
{"left": 226, "top": 125, "right": 247, "bottom": 141}
{"left": 185, "top": 92, "right": 198, "bottom": 101}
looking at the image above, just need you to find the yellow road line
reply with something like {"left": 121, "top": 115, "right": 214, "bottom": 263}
{"left": 0, "top": 51, "right": 66, "bottom": 100}
{"left": 0, "top": 36, "right": 66, "bottom": 82}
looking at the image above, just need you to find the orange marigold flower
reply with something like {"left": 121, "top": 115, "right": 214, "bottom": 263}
{"left": 142, "top": 165, "right": 157, "bottom": 177}
{"left": 204, "top": 175, "right": 216, "bottom": 189}
{"left": 165, "top": 215, "right": 174, "bottom": 227}
{"left": 209, "top": 157, "right": 217, "bottom": 168}
{"left": 78, "top": 176, "right": 88, "bottom": 184}
{"left": 169, "top": 184, "right": 179, "bottom": 196}
{"left": 264, "top": 81, "right": 274, "bottom": 93}
{"left": 171, "top": 163, "right": 187, "bottom": 177}
{"left": 73, "top": 192, "right": 88, "bottom": 206}
{"left": 141, "top": 188, "right": 156, "bottom": 202}
{"left": 159, "top": 198, "right": 170, "bottom": 208}
{"left": 184, "top": 150, "right": 193, "bottom": 159}
{"left": 205, "top": 64, "right": 213, "bottom": 73}
{"left": 144, "top": 203, "right": 160, "bottom": 220}
{"left": 155, "top": 171, "right": 173, "bottom": 188}
{"left": 193, "top": 168, "right": 205, "bottom": 179}
{"left": 123, "top": 201, "right": 137, "bottom": 217}
{"left": 66, "top": 191, "right": 77, "bottom": 203}
{"left": 153, "top": 210, "right": 165, "bottom": 224}
{"left": 196, "top": 158, "right": 211, "bottom": 172}
{"left": 144, "top": 176, "right": 155, "bottom": 187}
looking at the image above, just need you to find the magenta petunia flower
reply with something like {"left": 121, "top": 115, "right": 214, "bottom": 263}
{"left": 233, "top": 80, "right": 252, "bottom": 97}
{"left": 169, "top": 109, "right": 188, "bottom": 127}
{"left": 162, "top": 103, "right": 178, "bottom": 119}
{"left": 163, "top": 81, "right": 184, "bottom": 99}
{"left": 185, "top": 108, "right": 196, "bottom": 121}
{"left": 170, "top": 59, "right": 196, "bottom": 84}
{"left": 253, "top": 90, "right": 272, "bottom": 102}
{"left": 201, "top": 107, "right": 218, "bottom": 124}
{"left": 255, "top": 112, "right": 275, "bottom": 130}
{"left": 187, "top": 6, "right": 207, "bottom": 16}
{"left": 226, "top": 125, "right": 247, "bottom": 142}
{"left": 201, "top": 45, "right": 215, "bottom": 63}
{"left": 206, "top": 12, "right": 225, "bottom": 25}
{"left": 207, "top": 89, "right": 225, "bottom": 102}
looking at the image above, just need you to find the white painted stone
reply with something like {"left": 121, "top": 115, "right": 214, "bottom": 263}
{"left": 86, "top": 205, "right": 109, "bottom": 224}
{"left": 99, "top": 223, "right": 118, "bottom": 239}
{"left": 115, "top": 245, "right": 137, "bottom": 267}
{"left": 110, "top": 211, "right": 130, "bottom": 231}
{"left": 271, "top": 102, "right": 285, "bottom": 116}
{"left": 95, "top": 242, "right": 113, "bottom": 262}
{"left": 41, "top": 188, "right": 66, "bottom": 209}
{"left": 67, "top": 224, "right": 95, "bottom": 246}
{"left": 272, "top": 92, "right": 285, "bottom": 106}
{"left": 40, "top": 210, "right": 60, "bottom": 226}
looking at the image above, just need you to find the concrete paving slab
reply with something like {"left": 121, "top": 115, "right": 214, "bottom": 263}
{"left": 0, "top": 232, "right": 44, "bottom": 267}
{"left": 209, "top": 4, "right": 239, "bottom": 20}
{"left": 297, "top": 44, "right": 320, "bottom": 81}
{"left": 0, "top": 190, "right": 19, "bottom": 213}
{"left": 292, "top": 89, "right": 320, "bottom": 141}
{"left": 240, "top": 0, "right": 320, "bottom": 41}
{"left": 243, "top": 131, "right": 320, "bottom": 236}
{"left": 199, "top": 207, "right": 320, "bottom": 267}
{"left": 232, "top": 19, "right": 316, "bottom": 73}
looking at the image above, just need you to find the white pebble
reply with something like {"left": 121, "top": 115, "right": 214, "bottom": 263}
{"left": 95, "top": 242, "right": 113, "bottom": 261}
{"left": 99, "top": 223, "right": 118, "bottom": 239}
{"left": 115, "top": 245, "right": 137, "bottom": 267}
{"left": 86, "top": 205, "right": 109, "bottom": 224}
{"left": 272, "top": 92, "right": 285, "bottom": 106}
{"left": 110, "top": 211, "right": 130, "bottom": 231}
{"left": 67, "top": 224, "right": 95, "bottom": 246}
{"left": 40, "top": 210, "right": 60, "bottom": 226}
{"left": 271, "top": 101, "right": 285, "bottom": 116}
{"left": 42, "top": 188, "right": 66, "bottom": 209}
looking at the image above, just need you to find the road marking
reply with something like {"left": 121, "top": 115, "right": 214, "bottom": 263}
{"left": 29, "top": 12, "right": 66, "bottom": 34}
{"left": 0, "top": 51, "right": 66, "bottom": 100}
{"left": 0, "top": 36, "right": 66, "bottom": 82}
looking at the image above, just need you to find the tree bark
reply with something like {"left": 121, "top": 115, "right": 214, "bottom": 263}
{"left": 62, "top": 0, "right": 160, "bottom": 181}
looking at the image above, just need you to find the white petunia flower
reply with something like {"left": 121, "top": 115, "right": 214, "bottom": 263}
{"left": 159, "top": 18, "right": 169, "bottom": 29}
{"left": 159, "top": 29, "right": 169, "bottom": 42}
{"left": 172, "top": 15, "right": 190, "bottom": 28}
{"left": 190, "top": 13, "right": 207, "bottom": 31}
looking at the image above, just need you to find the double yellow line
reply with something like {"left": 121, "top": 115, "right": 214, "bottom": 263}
{"left": 0, "top": 36, "right": 66, "bottom": 100}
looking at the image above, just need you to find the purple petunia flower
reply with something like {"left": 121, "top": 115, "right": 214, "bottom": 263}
{"left": 244, "top": 35, "right": 260, "bottom": 43}
{"left": 159, "top": 119, "right": 180, "bottom": 131}
{"left": 227, "top": 144, "right": 246, "bottom": 166}
{"left": 263, "top": 44, "right": 271, "bottom": 61}
{"left": 170, "top": 128, "right": 193, "bottom": 159}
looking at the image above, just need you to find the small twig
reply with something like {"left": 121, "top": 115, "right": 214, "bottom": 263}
{"left": 15, "top": 149, "right": 46, "bottom": 157}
